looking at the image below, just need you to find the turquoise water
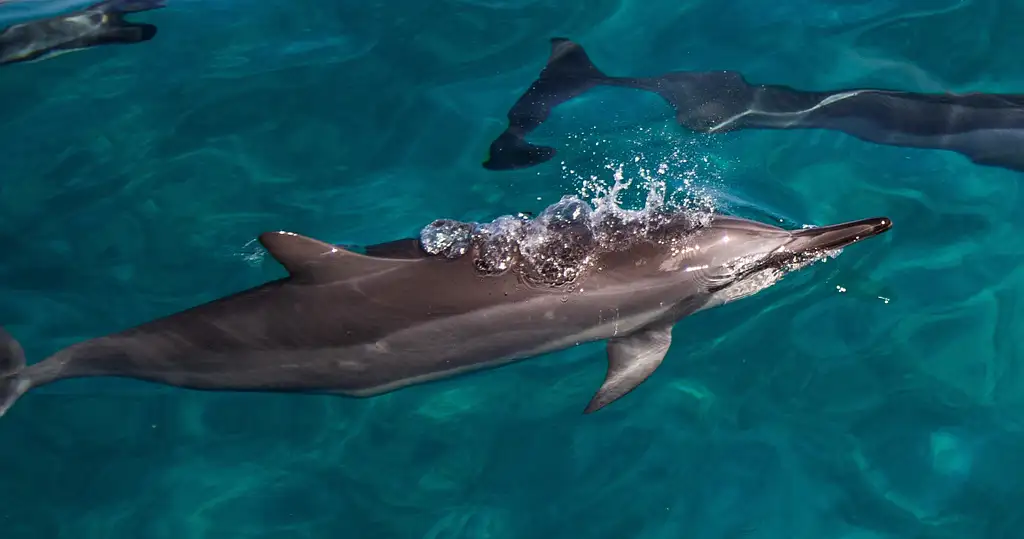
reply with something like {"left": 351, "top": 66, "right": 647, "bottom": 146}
{"left": 2, "top": 0, "right": 1024, "bottom": 537}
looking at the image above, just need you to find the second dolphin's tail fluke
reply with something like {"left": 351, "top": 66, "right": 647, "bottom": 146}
{"left": 541, "top": 37, "right": 608, "bottom": 80}
{"left": 0, "top": 327, "right": 29, "bottom": 418}
{"left": 481, "top": 37, "right": 719, "bottom": 171}
{"left": 482, "top": 38, "right": 614, "bottom": 171}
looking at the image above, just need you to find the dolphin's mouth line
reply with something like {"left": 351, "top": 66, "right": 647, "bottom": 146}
{"left": 768, "top": 216, "right": 893, "bottom": 271}
{"left": 707, "top": 216, "right": 893, "bottom": 291}
{"left": 788, "top": 216, "right": 892, "bottom": 253}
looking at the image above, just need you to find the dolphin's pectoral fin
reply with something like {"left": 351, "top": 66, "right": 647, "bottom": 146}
{"left": 258, "top": 231, "right": 407, "bottom": 284}
{"left": 584, "top": 323, "right": 673, "bottom": 414}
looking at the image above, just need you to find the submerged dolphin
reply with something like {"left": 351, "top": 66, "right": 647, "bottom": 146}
{"left": 0, "top": 202, "right": 892, "bottom": 417}
{"left": 483, "top": 37, "right": 1024, "bottom": 173}
{"left": 0, "top": 0, "right": 163, "bottom": 66}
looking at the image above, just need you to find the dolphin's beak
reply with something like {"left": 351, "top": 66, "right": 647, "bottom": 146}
{"left": 785, "top": 216, "right": 892, "bottom": 255}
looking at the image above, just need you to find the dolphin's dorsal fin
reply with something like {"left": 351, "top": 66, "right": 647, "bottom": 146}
{"left": 584, "top": 323, "right": 674, "bottom": 413}
{"left": 259, "top": 231, "right": 403, "bottom": 284}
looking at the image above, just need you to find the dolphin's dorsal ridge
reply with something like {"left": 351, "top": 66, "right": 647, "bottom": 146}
{"left": 584, "top": 323, "right": 673, "bottom": 414}
{"left": 258, "top": 231, "right": 395, "bottom": 283}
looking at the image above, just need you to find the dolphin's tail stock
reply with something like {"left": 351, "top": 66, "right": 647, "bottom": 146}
{"left": 0, "top": 327, "right": 29, "bottom": 418}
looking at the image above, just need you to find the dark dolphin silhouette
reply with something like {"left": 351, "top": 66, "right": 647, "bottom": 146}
{"left": 483, "top": 37, "right": 1024, "bottom": 173}
{"left": 0, "top": 208, "right": 891, "bottom": 418}
{"left": 0, "top": 0, "right": 163, "bottom": 66}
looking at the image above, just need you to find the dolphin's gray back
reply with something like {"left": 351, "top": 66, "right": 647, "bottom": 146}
{"left": 39, "top": 255, "right": 526, "bottom": 388}
{"left": 28, "top": 242, "right": 690, "bottom": 394}
{"left": 28, "top": 230, "right": 711, "bottom": 396}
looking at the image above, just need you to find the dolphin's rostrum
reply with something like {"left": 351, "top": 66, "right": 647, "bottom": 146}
{"left": 0, "top": 199, "right": 892, "bottom": 417}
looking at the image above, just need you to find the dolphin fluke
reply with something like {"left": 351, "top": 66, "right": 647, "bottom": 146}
{"left": 482, "top": 38, "right": 608, "bottom": 170}
{"left": 0, "top": 327, "right": 29, "bottom": 418}
{"left": 545, "top": 37, "right": 607, "bottom": 79}
{"left": 585, "top": 322, "right": 674, "bottom": 414}
{"left": 482, "top": 132, "right": 557, "bottom": 171}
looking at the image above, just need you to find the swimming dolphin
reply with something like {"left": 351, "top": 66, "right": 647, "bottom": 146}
{"left": 0, "top": 0, "right": 163, "bottom": 66}
{"left": 0, "top": 205, "right": 892, "bottom": 418}
{"left": 483, "top": 37, "right": 1024, "bottom": 173}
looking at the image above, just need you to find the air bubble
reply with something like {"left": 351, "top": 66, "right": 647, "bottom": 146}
{"left": 474, "top": 216, "right": 526, "bottom": 275}
{"left": 419, "top": 219, "right": 474, "bottom": 259}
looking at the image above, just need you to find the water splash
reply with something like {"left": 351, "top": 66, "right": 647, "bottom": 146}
{"left": 421, "top": 142, "right": 722, "bottom": 288}
{"left": 233, "top": 238, "right": 267, "bottom": 267}
{"left": 567, "top": 128, "right": 723, "bottom": 221}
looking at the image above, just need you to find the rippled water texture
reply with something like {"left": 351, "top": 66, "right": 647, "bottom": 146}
{"left": 3, "top": 0, "right": 1024, "bottom": 538}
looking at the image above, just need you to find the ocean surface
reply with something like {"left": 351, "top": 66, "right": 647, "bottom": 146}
{"left": 2, "top": 0, "right": 1023, "bottom": 537}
